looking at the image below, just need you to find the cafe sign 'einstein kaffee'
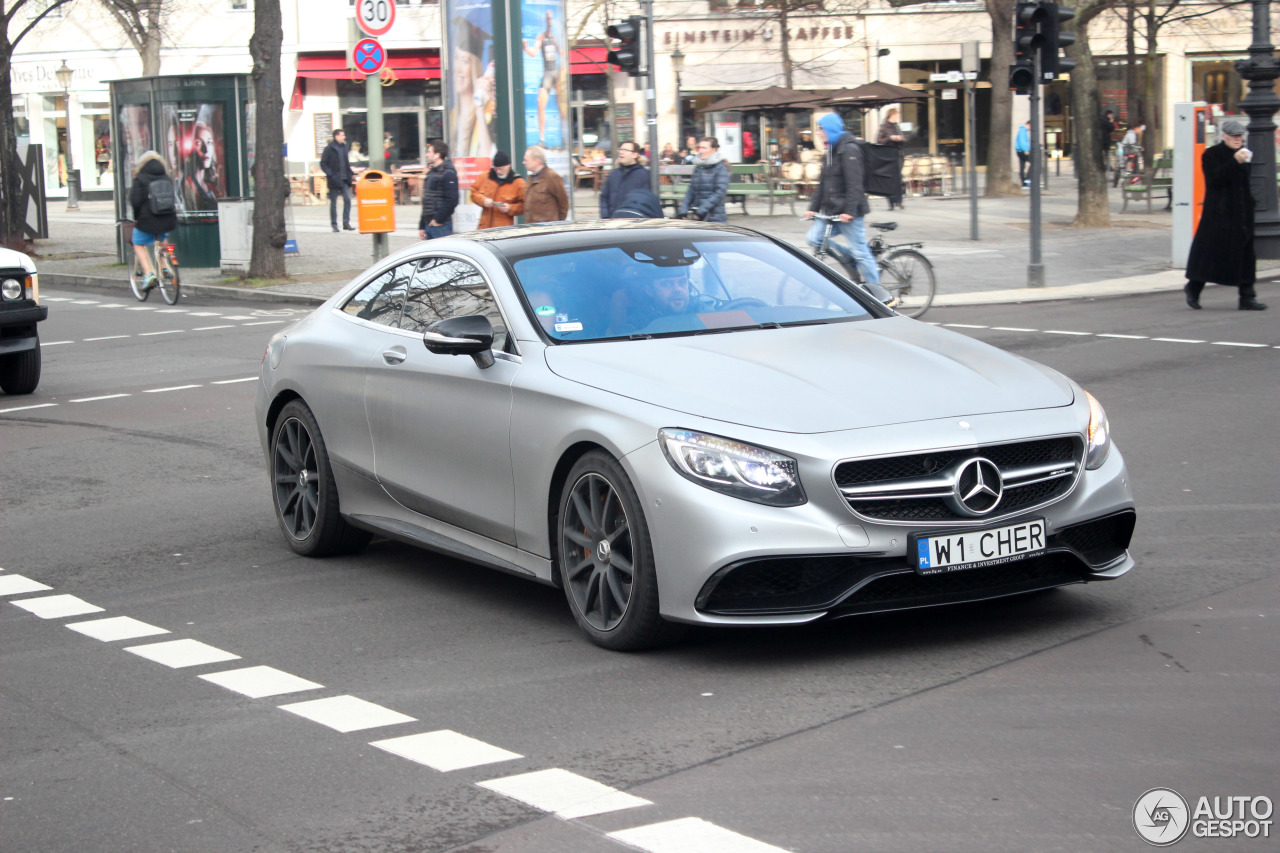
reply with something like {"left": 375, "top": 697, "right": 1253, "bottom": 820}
{"left": 662, "top": 24, "right": 859, "bottom": 47}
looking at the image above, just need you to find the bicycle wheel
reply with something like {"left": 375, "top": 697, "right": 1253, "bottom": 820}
{"left": 879, "top": 249, "right": 936, "bottom": 319}
{"left": 128, "top": 246, "right": 150, "bottom": 302}
{"left": 157, "top": 248, "right": 180, "bottom": 305}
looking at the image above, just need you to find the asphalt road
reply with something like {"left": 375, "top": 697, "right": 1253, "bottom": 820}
{"left": 2, "top": 287, "right": 1276, "bottom": 853}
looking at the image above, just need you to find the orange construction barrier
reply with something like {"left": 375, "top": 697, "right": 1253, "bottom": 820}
{"left": 356, "top": 170, "right": 396, "bottom": 234}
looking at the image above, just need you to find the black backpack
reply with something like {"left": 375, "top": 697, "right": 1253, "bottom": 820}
{"left": 856, "top": 141, "right": 904, "bottom": 198}
{"left": 147, "top": 177, "right": 177, "bottom": 215}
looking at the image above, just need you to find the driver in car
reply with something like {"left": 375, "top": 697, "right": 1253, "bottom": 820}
{"left": 646, "top": 269, "right": 692, "bottom": 316}
{"left": 609, "top": 266, "right": 701, "bottom": 336}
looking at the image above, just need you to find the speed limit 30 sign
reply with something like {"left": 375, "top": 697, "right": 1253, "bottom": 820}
{"left": 356, "top": 0, "right": 396, "bottom": 38}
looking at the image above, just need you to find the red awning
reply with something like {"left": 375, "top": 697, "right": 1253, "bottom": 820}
{"left": 570, "top": 46, "right": 609, "bottom": 75}
{"left": 296, "top": 51, "right": 440, "bottom": 80}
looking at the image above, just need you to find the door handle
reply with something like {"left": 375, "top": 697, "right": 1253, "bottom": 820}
{"left": 382, "top": 347, "right": 407, "bottom": 365}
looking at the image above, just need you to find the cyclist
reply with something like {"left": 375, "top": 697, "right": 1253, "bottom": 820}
{"left": 803, "top": 113, "right": 880, "bottom": 285}
{"left": 1120, "top": 123, "right": 1144, "bottom": 170}
{"left": 128, "top": 151, "right": 178, "bottom": 292}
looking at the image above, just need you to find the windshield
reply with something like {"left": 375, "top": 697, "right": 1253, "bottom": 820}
{"left": 510, "top": 235, "right": 874, "bottom": 342}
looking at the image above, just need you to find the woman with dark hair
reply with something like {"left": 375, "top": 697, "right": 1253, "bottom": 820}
{"left": 181, "top": 120, "right": 219, "bottom": 211}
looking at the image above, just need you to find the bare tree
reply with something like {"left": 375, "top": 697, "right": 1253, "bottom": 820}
{"left": 98, "top": 0, "right": 171, "bottom": 77}
{"left": 1, "top": 0, "right": 77, "bottom": 249}
{"left": 248, "top": 0, "right": 286, "bottom": 278}
{"left": 1069, "top": 0, "right": 1115, "bottom": 227}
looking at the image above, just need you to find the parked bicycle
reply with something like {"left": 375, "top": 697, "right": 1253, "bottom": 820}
{"left": 807, "top": 213, "right": 936, "bottom": 318}
{"left": 121, "top": 220, "right": 181, "bottom": 305}
{"left": 1113, "top": 144, "right": 1145, "bottom": 188}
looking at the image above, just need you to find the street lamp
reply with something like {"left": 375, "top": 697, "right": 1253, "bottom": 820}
{"left": 1237, "top": 0, "right": 1280, "bottom": 256}
{"left": 55, "top": 59, "right": 79, "bottom": 211}
{"left": 671, "top": 45, "right": 685, "bottom": 152}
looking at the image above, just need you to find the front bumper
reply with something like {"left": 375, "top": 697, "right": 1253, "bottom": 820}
{"left": 0, "top": 301, "right": 47, "bottom": 354}
{"left": 626, "top": 408, "right": 1135, "bottom": 626}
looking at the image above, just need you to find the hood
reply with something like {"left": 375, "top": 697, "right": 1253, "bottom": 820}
{"left": 544, "top": 319, "right": 1074, "bottom": 433}
{"left": 818, "top": 113, "right": 846, "bottom": 146}
{"left": 0, "top": 246, "right": 35, "bottom": 272}
{"left": 135, "top": 151, "right": 169, "bottom": 177}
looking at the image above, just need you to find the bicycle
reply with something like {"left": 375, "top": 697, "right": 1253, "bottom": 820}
{"left": 1112, "top": 144, "right": 1144, "bottom": 188}
{"left": 807, "top": 213, "right": 936, "bottom": 319}
{"left": 122, "top": 220, "right": 181, "bottom": 305}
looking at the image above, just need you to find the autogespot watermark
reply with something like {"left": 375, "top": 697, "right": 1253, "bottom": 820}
{"left": 1133, "top": 788, "right": 1274, "bottom": 846}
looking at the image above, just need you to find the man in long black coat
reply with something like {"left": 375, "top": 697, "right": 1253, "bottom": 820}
{"left": 1185, "top": 119, "right": 1267, "bottom": 310}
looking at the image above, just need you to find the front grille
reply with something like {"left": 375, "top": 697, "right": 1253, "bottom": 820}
{"left": 834, "top": 436, "right": 1083, "bottom": 524}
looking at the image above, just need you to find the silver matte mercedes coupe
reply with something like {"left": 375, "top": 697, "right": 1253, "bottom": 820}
{"left": 255, "top": 221, "right": 1136, "bottom": 650}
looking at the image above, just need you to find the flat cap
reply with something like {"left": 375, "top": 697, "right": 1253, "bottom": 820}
{"left": 1221, "top": 119, "right": 1247, "bottom": 137}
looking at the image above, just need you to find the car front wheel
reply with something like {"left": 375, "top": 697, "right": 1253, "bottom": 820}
{"left": 0, "top": 340, "right": 41, "bottom": 395}
{"left": 556, "top": 451, "right": 685, "bottom": 650}
{"left": 270, "top": 400, "right": 371, "bottom": 556}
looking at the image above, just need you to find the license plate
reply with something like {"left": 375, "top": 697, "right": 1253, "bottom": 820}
{"left": 913, "top": 518, "right": 1046, "bottom": 576}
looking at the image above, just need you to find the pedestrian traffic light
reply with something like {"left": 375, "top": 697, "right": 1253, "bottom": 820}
{"left": 1014, "top": 0, "right": 1043, "bottom": 66}
{"left": 1009, "top": 61, "right": 1035, "bottom": 95}
{"left": 607, "top": 16, "right": 645, "bottom": 78}
{"left": 1038, "top": 1, "right": 1077, "bottom": 79}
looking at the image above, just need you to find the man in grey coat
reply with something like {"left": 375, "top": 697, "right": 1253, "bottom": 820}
{"left": 678, "top": 137, "right": 730, "bottom": 223}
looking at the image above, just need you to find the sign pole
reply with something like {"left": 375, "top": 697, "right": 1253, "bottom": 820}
{"left": 367, "top": 74, "right": 388, "bottom": 261}
{"left": 644, "top": 0, "right": 659, "bottom": 195}
{"left": 1027, "top": 50, "right": 1044, "bottom": 288}
{"left": 961, "top": 41, "right": 979, "bottom": 241}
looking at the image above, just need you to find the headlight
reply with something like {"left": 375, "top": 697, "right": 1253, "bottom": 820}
{"left": 1, "top": 278, "right": 22, "bottom": 301}
{"left": 1084, "top": 390, "right": 1111, "bottom": 470}
{"left": 658, "top": 428, "right": 806, "bottom": 507}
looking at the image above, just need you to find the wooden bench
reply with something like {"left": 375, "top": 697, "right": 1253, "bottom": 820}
{"left": 656, "top": 163, "right": 797, "bottom": 217}
{"left": 1122, "top": 153, "right": 1173, "bottom": 213}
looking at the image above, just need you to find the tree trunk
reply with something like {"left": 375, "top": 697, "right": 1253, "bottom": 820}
{"left": 779, "top": 2, "right": 793, "bottom": 89}
{"left": 985, "top": 0, "right": 1019, "bottom": 196}
{"left": 0, "top": 27, "right": 26, "bottom": 249}
{"left": 1070, "top": 1, "right": 1111, "bottom": 227}
{"left": 248, "top": 0, "right": 287, "bottom": 279}
{"left": 141, "top": 0, "right": 162, "bottom": 75}
{"left": 1125, "top": 0, "right": 1139, "bottom": 123}
{"left": 1143, "top": 0, "right": 1161, "bottom": 156}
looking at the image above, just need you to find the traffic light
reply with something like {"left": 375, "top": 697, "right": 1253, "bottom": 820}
{"left": 1038, "top": 1, "right": 1077, "bottom": 79}
{"left": 607, "top": 16, "right": 645, "bottom": 77}
{"left": 1014, "top": 0, "right": 1043, "bottom": 66}
{"left": 1009, "top": 62, "right": 1035, "bottom": 94}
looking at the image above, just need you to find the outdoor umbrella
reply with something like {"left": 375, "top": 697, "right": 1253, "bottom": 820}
{"left": 700, "top": 86, "right": 826, "bottom": 113}
{"left": 820, "top": 81, "right": 928, "bottom": 108}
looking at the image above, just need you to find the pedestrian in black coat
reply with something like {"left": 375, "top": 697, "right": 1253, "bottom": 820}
{"left": 599, "top": 141, "right": 650, "bottom": 218}
{"left": 1185, "top": 119, "right": 1267, "bottom": 310}
{"left": 320, "top": 129, "right": 354, "bottom": 232}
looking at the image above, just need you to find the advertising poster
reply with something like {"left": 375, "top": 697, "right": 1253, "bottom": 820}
{"left": 117, "top": 104, "right": 151, "bottom": 193}
{"left": 519, "top": 0, "right": 570, "bottom": 179}
{"left": 162, "top": 102, "right": 227, "bottom": 222}
{"left": 445, "top": 0, "right": 496, "bottom": 231}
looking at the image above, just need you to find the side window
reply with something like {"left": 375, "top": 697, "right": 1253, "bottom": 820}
{"left": 341, "top": 262, "right": 414, "bottom": 327}
{"left": 401, "top": 257, "right": 507, "bottom": 351}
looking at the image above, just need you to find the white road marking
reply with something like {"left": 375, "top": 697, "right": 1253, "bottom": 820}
{"left": 98, "top": 304, "right": 125, "bottom": 309}
{"left": 1152, "top": 337, "right": 1205, "bottom": 343}
{"left": 944, "top": 323, "right": 988, "bottom": 329}
{"left": 478, "top": 768, "right": 652, "bottom": 819}
{"left": 42, "top": 340, "right": 74, "bottom": 346}
{"left": 70, "top": 394, "right": 130, "bottom": 403}
{"left": 277, "top": 695, "right": 416, "bottom": 733}
{"left": 0, "top": 575, "right": 54, "bottom": 596}
{"left": 125, "top": 638, "right": 241, "bottom": 669}
{"left": 66, "top": 615, "right": 169, "bottom": 642}
{"left": 992, "top": 326, "right": 1037, "bottom": 332}
{"left": 144, "top": 384, "right": 202, "bottom": 393}
{"left": 221, "top": 315, "right": 257, "bottom": 320}
{"left": 126, "top": 306, "right": 158, "bottom": 311}
{"left": 11, "top": 594, "right": 104, "bottom": 619}
{"left": 199, "top": 665, "right": 324, "bottom": 699}
{"left": 0, "top": 403, "right": 58, "bottom": 413}
{"left": 1212, "top": 341, "right": 1268, "bottom": 348}
{"left": 69, "top": 300, "right": 100, "bottom": 305}
{"left": 156, "top": 309, "right": 187, "bottom": 313}
{"left": 1096, "top": 333, "right": 1148, "bottom": 339}
{"left": 188, "top": 312, "right": 223, "bottom": 317}
{"left": 192, "top": 325, "right": 234, "bottom": 331}
{"left": 139, "top": 330, "right": 183, "bottom": 336}
{"left": 241, "top": 320, "right": 285, "bottom": 326}
{"left": 371, "top": 730, "right": 522, "bottom": 772}
{"left": 41, "top": 296, "right": 72, "bottom": 301}
{"left": 83, "top": 335, "right": 130, "bottom": 341}
{"left": 610, "top": 817, "right": 791, "bottom": 853}
{"left": 1043, "top": 329, "right": 1092, "bottom": 336}
{"left": 212, "top": 377, "right": 257, "bottom": 384}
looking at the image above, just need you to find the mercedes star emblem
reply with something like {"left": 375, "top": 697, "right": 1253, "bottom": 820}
{"left": 951, "top": 457, "right": 1003, "bottom": 516}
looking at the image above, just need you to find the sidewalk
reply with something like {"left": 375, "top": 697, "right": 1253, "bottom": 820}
{"left": 33, "top": 176, "right": 1277, "bottom": 307}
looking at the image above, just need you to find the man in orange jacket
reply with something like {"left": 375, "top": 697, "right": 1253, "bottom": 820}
{"left": 470, "top": 150, "right": 525, "bottom": 228}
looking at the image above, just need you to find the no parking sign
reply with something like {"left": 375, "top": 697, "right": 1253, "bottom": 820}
{"left": 350, "top": 38, "right": 387, "bottom": 76}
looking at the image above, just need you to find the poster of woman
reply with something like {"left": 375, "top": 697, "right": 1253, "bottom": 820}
{"left": 162, "top": 102, "right": 226, "bottom": 216}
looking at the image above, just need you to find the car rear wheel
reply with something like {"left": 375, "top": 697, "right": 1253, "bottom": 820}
{"left": 270, "top": 399, "right": 371, "bottom": 556}
{"left": 0, "top": 341, "right": 41, "bottom": 395}
{"left": 556, "top": 451, "right": 685, "bottom": 650}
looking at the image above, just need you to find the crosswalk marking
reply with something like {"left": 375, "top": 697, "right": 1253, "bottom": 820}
{"left": 11, "top": 594, "right": 105, "bottom": 619}
{"left": 125, "top": 639, "right": 242, "bottom": 669}
{"left": 67, "top": 615, "right": 170, "bottom": 642}
{"left": 200, "top": 666, "right": 324, "bottom": 699}
{"left": 278, "top": 695, "right": 416, "bottom": 733}
{"left": 478, "top": 768, "right": 652, "bottom": 819}
{"left": 371, "top": 730, "right": 522, "bottom": 773}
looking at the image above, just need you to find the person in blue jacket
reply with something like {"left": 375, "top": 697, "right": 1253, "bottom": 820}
{"left": 678, "top": 136, "right": 730, "bottom": 223}
{"left": 1016, "top": 120, "right": 1031, "bottom": 187}
{"left": 598, "top": 141, "right": 650, "bottom": 218}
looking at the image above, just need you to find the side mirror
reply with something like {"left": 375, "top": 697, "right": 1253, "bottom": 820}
{"left": 423, "top": 314, "right": 495, "bottom": 368}
{"left": 862, "top": 282, "right": 898, "bottom": 309}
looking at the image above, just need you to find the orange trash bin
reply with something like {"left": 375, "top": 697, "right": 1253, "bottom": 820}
{"left": 355, "top": 170, "right": 396, "bottom": 234}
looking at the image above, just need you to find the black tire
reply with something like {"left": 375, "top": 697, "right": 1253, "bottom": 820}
{"left": 158, "top": 250, "right": 180, "bottom": 305}
{"left": 878, "top": 249, "right": 936, "bottom": 319}
{"left": 555, "top": 451, "right": 686, "bottom": 650}
{"left": 129, "top": 249, "right": 150, "bottom": 302}
{"left": 0, "top": 340, "right": 40, "bottom": 395}
{"left": 269, "top": 400, "right": 371, "bottom": 557}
